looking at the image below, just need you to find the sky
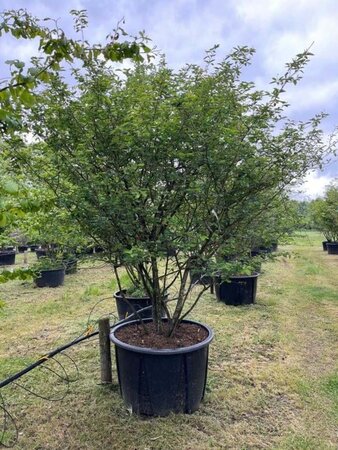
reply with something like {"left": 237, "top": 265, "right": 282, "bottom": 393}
{"left": 1, "top": 0, "right": 337, "bottom": 199}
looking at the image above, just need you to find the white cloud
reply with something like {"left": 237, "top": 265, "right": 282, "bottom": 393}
{"left": 282, "top": 79, "right": 338, "bottom": 115}
{"left": 292, "top": 171, "right": 334, "bottom": 200}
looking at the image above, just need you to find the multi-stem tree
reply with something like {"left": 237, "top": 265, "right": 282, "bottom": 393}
{"left": 8, "top": 46, "right": 335, "bottom": 335}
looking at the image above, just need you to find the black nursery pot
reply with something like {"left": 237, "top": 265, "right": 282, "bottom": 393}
{"left": 251, "top": 246, "right": 272, "bottom": 257}
{"left": 17, "top": 245, "right": 29, "bottom": 253}
{"left": 35, "top": 268, "right": 65, "bottom": 288}
{"left": 114, "top": 290, "right": 167, "bottom": 322}
{"left": 190, "top": 270, "right": 212, "bottom": 286}
{"left": 214, "top": 273, "right": 259, "bottom": 306}
{"left": 322, "top": 241, "right": 331, "bottom": 251}
{"left": 29, "top": 244, "right": 39, "bottom": 252}
{"left": 327, "top": 242, "right": 338, "bottom": 255}
{"left": 271, "top": 242, "right": 278, "bottom": 252}
{"left": 110, "top": 318, "right": 214, "bottom": 416}
{"left": 35, "top": 248, "right": 47, "bottom": 259}
{"left": 0, "top": 250, "right": 16, "bottom": 266}
{"left": 63, "top": 258, "right": 77, "bottom": 274}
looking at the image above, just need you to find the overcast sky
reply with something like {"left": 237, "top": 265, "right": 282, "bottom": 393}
{"left": 1, "top": 0, "right": 337, "bottom": 199}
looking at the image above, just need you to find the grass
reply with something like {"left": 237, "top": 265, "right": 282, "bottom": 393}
{"left": 0, "top": 231, "right": 337, "bottom": 449}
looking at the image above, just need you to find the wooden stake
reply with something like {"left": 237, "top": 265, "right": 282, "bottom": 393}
{"left": 98, "top": 318, "right": 112, "bottom": 384}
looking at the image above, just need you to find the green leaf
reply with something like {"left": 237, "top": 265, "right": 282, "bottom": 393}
{"left": 0, "top": 213, "right": 7, "bottom": 227}
{"left": 2, "top": 180, "right": 19, "bottom": 194}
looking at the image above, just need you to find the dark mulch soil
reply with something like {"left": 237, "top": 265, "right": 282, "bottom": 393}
{"left": 115, "top": 321, "right": 209, "bottom": 350}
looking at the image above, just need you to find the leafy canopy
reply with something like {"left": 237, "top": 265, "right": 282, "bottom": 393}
{"left": 8, "top": 45, "right": 336, "bottom": 334}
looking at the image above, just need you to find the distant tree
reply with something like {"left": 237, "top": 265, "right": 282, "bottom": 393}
{"left": 310, "top": 181, "right": 338, "bottom": 241}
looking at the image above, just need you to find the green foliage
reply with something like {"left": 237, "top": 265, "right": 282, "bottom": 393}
{"left": 0, "top": 164, "right": 38, "bottom": 246}
{"left": 310, "top": 181, "right": 338, "bottom": 241}
{"left": 7, "top": 45, "right": 335, "bottom": 335}
{"left": 0, "top": 8, "right": 152, "bottom": 134}
{"left": 31, "top": 256, "right": 64, "bottom": 272}
{"left": 0, "top": 267, "right": 34, "bottom": 283}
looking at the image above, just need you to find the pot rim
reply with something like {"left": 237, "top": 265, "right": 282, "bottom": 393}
{"left": 110, "top": 318, "right": 214, "bottom": 355}
{"left": 38, "top": 267, "right": 65, "bottom": 273}
{"left": 114, "top": 289, "right": 169, "bottom": 301}
{"left": 114, "top": 289, "right": 151, "bottom": 301}
{"left": 215, "top": 271, "right": 260, "bottom": 281}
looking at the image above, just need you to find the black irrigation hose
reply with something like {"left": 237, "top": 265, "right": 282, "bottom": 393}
{"left": 0, "top": 305, "right": 152, "bottom": 390}
{"left": 0, "top": 333, "right": 97, "bottom": 390}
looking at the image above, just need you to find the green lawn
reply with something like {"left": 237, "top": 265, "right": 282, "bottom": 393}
{"left": 0, "top": 231, "right": 337, "bottom": 449}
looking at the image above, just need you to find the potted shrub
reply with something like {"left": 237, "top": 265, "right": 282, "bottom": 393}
{"left": 0, "top": 234, "right": 16, "bottom": 266}
{"left": 213, "top": 258, "right": 261, "bottom": 306}
{"left": 9, "top": 45, "right": 332, "bottom": 416}
{"left": 321, "top": 183, "right": 338, "bottom": 254}
{"left": 0, "top": 246, "right": 16, "bottom": 266}
{"left": 114, "top": 282, "right": 168, "bottom": 322}
{"left": 10, "top": 229, "right": 29, "bottom": 252}
{"left": 32, "top": 256, "right": 65, "bottom": 288}
{"left": 310, "top": 187, "right": 338, "bottom": 252}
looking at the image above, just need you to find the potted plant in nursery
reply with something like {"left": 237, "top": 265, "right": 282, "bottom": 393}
{"left": 0, "top": 237, "right": 16, "bottom": 266}
{"left": 213, "top": 257, "right": 261, "bottom": 306}
{"left": 17, "top": 195, "right": 89, "bottom": 270}
{"left": 32, "top": 256, "right": 65, "bottom": 288}
{"left": 310, "top": 187, "right": 338, "bottom": 252}
{"left": 10, "top": 44, "right": 333, "bottom": 416}
{"left": 320, "top": 182, "right": 338, "bottom": 254}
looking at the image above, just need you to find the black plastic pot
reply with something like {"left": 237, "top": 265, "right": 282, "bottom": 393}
{"left": 114, "top": 290, "right": 167, "bottom": 322}
{"left": 17, "top": 245, "right": 29, "bottom": 253}
{"left": 110, "top": 318, "right": 214, "bottom": 416}
{"left": 327, "top": 242, "right": 338, "bottom": 255}
{"left": 35, "top": 268, "right": 65, "bottom": 288}
{"left": 251, "top": 246, "right": 272, "bottom": 257}
{"left": 35, "top": 248, "right": 48, "bottom": 259}
{"left": 190, "top": 270, "right": 212, "bottom": 286}
{"left": 271, "top": 242, "right": 278, "bottom": 252}
{"left": 0, "top": 251, "right": 16, "bottom": 266}
{"left": 214, "top": 273, "right": 259, "bottom": 306}
{"left": 166, "top": 247, "right": 177, "bottom": 257}
{"left": 322, "top": 241, "right": 331, "bottom": 251}
{"left": 63, "top": 258, "right": 77, "bottom": 274}
{"left": 29, "top": 244, "right": 39, "bottom": 252}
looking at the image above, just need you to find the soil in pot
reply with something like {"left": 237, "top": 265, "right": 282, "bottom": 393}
{"left": 35, "top": 268, "right": 65, "bottom": 288}
{"left": 0, "top": 251, "right": 16, "bottom": 266}
{"left": 110, "top": 318, "right": 213, "bottom": 416}
{"left": 214, "top": 273, "right": 259, "bottom": 306}
{"left": 327, "top": 242, "right": 338, "bottom": 255}
{"left": 114, "top": 290, "right": 167, "bottom": 322}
